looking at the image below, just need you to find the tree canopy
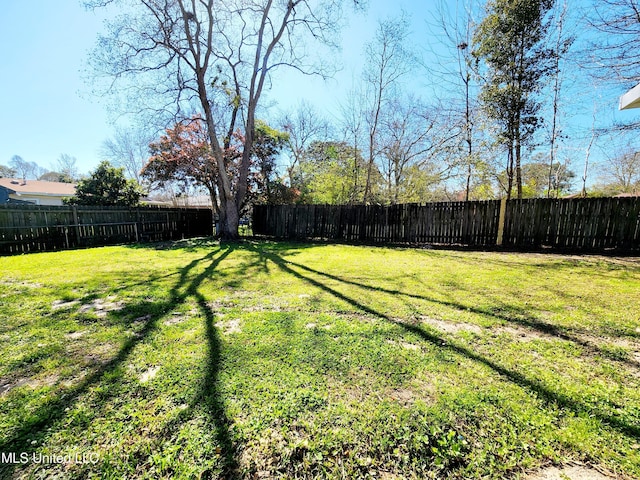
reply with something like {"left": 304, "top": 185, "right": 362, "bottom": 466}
{"left": 66, "top": 161, "right": 143, "bottom": 206}
{"left": 473, "top": 0, "right": 555, "bottom": 199}
{"left": 88, "top": 0, "right": 363, "bottom": 237}
{"left": 87, "top": 0, "right": 640, "bottom": 208}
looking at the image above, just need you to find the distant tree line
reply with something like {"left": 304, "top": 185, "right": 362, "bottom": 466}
{"left": 77, "top": 0, "right": 640, "bottom": 234}
{"left": 0, "top": 154, "right": 80, "bottom": 183}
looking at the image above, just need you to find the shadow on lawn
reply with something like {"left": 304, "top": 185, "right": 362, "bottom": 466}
{"left": 277, "top": 254, "right": 640, "bottom": 369}
{"left": 252, "top": 244, "right": 640, "bottom": 441}
{"left": 153, "top": 245, "right": 240, "bottom": 477}
{"left": 0, "top": 245, "right": 240, "bottom": 478}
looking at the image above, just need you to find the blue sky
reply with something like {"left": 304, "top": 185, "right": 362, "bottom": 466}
{"left": 0, "top": 0, "right": 427, "bottom": 175}
{"left": 0, "top": 0, "right": 638, "bottom": 179}
{"left": 0, "top": 1, "right": 111, "bottom": 173}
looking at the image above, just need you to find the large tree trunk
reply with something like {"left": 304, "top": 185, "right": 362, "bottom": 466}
{"left": 506, "top": 145, "right": 514, "bottom": 200}
{"left": 220, "top": 200, "right": 240, "bottom": 240}
{"left": 199, "top": 78, "right": 241, "bottom": 240}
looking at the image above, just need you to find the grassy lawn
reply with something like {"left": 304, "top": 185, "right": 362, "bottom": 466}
{"left": 1, "top": 240, "right": 639, "bottom": 479}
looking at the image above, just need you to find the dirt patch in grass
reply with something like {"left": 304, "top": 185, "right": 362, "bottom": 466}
{"left": 419, "top": 316, "right": 483, "bottom": 335}
{"left": 218, "top": 319, "right": 242, "bottom": 334}
{"left": 163, "top": 313, "right": 186, "bottom": 326}
{"left": 207, "top": 299, "right": 238, "bottom": 311}
{"left": 494, "top": 325, "right": 556, "bottom": 342}
{"left": 79, "top": 342, "right": 118, "bottom": 365}
{"left": 386, "top": 339, "right": 421, "bottom": 351}
{"left": 0, "top": 374, "right": 60, "bottom": 396}
{"left": 78, "top": 296, "right": 124, "bottom": 318}
{"left": 139, "top": 366, "right": 160, "bottom": 383}
{"left": 52, "top": 300, "right": 80, "bottom": 310}
{"left": 2, "top": 280, "right": 43, "bottom": 288}
{"left": 65, "top": 330, "right": 88, "bottom": 340}
{"left": 387, "top": 387, "right": 415, "bottom": 406}
{"left": 525, "top": 464, "right": 621, "bottom": 479}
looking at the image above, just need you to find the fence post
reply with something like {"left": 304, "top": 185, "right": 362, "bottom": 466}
{"left": 72, "top": 205, "right": 81, "bottom": 247}
{"left": 134, "top": 208, "right": 140, "bottom": 242}
{"left": 496, "top": 197, "right": 507, "bottom": 246}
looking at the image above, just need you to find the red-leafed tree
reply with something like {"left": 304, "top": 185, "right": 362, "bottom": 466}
{"left": 142, "top": 117, "right": 241, "bottom": 216}
{"left": 143, "top": 116, "right": 293, "bottom": 217}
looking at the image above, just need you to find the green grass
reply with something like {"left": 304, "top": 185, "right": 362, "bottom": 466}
{"left": 1, "top": 240, "right": 639, "bottom": 479}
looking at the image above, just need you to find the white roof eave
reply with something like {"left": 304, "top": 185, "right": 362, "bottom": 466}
{"left": 619, "top": 83, "right": 640, "bottom": 110}
{"left": 12, "top": 192, "right": 70, "bottom": 197}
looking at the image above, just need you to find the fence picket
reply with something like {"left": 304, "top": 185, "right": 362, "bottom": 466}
{"left": 253, "top": 198, "right": 640, "bottom": 253}
{"left": 0, "top": 205, "right": 212, "bottom": 255}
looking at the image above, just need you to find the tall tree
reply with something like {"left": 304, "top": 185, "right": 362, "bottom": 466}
{"left": 295, "top": 141, "right": 370, "bottom": 204}
{"left": 39, "top": 171, "right": 73, "bottom": 183}
{"left": 101, "top": 127, "right": 154, "bottom": 185}
{"left": 361, "top": 15, "right": 413, "bottom": 204}
{"left": 280, "top": 101, "right": 332, "bottom": 189}
{"left": 379, "top": 97, "right": 458, "bottom": 204}
{"left": 87, "top": 0, "right": 362, "bottom": 238}
{"left": 252, "top": 120, "right": 291, "bottom": 205}
{"left": 580, "top": 102, "right": 599, "bottom": 197}
{"left": 49, "top": 154, "right": 80, "bottom": 183}
{"left": 519, "top": 157, "right": 575, "bottom": 197}
{"left": 427, "top": 0, "right": 484, "bottom": 201}
{"left": 545, "top": 0, "right": 574, "bottom": 198}
{"left": 9, "top": 155, "right": 39, "bottom": 180}
{"left": 473, "top": 0, "right": 555, "bottom": 199}
{"left": 339, "top": 87, "right": 368, "bottom": 204}
{"left": 601, "top": 147, "right": 640, "bottom": 194}
{"left": 144, "top": 117, "right": 291, "bottom": 210}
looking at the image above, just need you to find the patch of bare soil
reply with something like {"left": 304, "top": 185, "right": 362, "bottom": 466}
{"left": 65, "top": 330, "right": 88, "bottom": 340}
{"left": 386, "top": 339, "right": 421, "bottom": 351}
{"left": 525, "top": 464, "right": 621, "bottom": 480}
{"left": 2, "top": 280, "right": 43, "bottom": 289}
{"left": 163, "top": 313, "right": 186, "bottom": 326}
{"left": 52, "top": 299, "right": 80, "bottom": 309}
{"left": 494, "top": 325, "right": 556, "bottom": 342}
{"left": 218, "top": 319, "right": 242, "bottom": 334}
{"left": 78, "top": 296, "right": 124, "bottom": 318}
{"left": 419, "top": 316, "right": 483, "bottom": 335}
{"left": 80, "top": 342, "right": 118, "bottom": 365}
{"left": 139, "top": 366, "right": 160, "bottom": 383}
{"left": 207, "top": 299, "right": 238, "bottom": 311}
{"left": 387, "top": 388, "right": 415, "bottom": 406}
{"left": 0, "top": 374, "right": 60, "bottom": 396}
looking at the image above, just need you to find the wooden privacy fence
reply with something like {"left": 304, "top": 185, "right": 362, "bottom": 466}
{"left": 0, "top": 204, "right": 213, "bottom": 255}
{"left": 252, "top": 197, "right": 640, "bottom": 252}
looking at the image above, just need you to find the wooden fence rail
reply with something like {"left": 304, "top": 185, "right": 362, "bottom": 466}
{"left": 253, "top": 197, "right": 640, "bottom": 252}
{"left": 0, "top": 204, "right": 213, "bottom": 255}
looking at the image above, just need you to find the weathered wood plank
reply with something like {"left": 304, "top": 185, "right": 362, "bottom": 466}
{"left": 251, "top": 198, "right": 640, "bottom": 253}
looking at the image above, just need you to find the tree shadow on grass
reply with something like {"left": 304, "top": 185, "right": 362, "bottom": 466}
{"left": 0, "top": 245, "right": 240, "bottom": 478}
{"left": 276, "top": 255, "right": 640, "bottom": 369}
{"left": 254, "top": 244, "right": 640, "bottom": 442}
{"left": 154, "top": 245, "right": 240, "bottom": 477}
